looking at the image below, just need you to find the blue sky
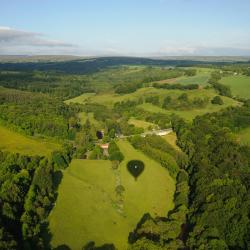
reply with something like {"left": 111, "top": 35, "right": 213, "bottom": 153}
{"left": 0, "top": 0, "right": 250, "bottom": 56}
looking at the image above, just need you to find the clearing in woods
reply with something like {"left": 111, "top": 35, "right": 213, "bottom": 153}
{"left": 220, "top": 75, "right": 250, "bottom": 99}
{"left": 237, "top": 127, "right": 250, "bottom": 145}
{"left": 0, "top": 125, "right": 61, "bottom": 156}
{"left": 48, "top": 140, "right": 175, "bottom": 250}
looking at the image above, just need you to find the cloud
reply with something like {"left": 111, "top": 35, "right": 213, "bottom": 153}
{"left": 0, "top": 26, "right": 79, "bottom": 55}
{"left": 0, "top": 26, "right": 250, "bottom": 56}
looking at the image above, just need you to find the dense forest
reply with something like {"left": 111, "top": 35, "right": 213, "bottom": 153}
{"left": 127, "top": 103, "right": 250, "bottom": 249}
{"left": 0, "top": 87, "right": 81, "bottom": 138}
{"left": 0, "top": 147, "right": 73, "bottom": 249}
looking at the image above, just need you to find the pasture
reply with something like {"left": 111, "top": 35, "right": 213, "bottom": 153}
{"left": 154, "top": 67, "right": 212, "bottom": 86}
{"left": 128, "top": 118, "right": 158, "bottom": 130}
{"left": 162, "top": 132, "right": 180, "bottom": 151}
{"left": 176, "top": 67, "right": 212, "bottom": 86}
{"left": 0, "top": 125, "right": 61, "bottom": 156}
{"left": 49, "top": 140, "right": 175, "bottom": 250}
{"left": 237, "top": 127, "right": 250, "bottom": 145}
{"left": 66, "top": 87, "right": 240, "bottom": 122}
{"left": 220, "top": 75, "right": 250, "bottom": 99}
{"left": 65, "top": 86, "right": 235, "bottom": 107}
{"left": 138, "top": 89, "right": 239, "bottom": 121}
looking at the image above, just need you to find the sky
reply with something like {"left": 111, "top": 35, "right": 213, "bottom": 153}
{"left": 0, "top": 0, "right": 250, "bottom": 56}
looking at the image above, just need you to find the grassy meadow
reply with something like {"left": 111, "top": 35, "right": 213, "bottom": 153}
{"left": 49, "top": 140, "right": 175, "bottom": 250}
{"left": 0, "top": 125, "right": 61, "bottom": 156}
{"left": 237, "top": 127, "right": 250, "bottom": 145}
{"left": 154, "top": 67, "right": 212, "bottom": 86}
{"left": 220, "top": 75, "right": 250, "bottom": 99}
{"left": 128, "top": 118, "right": 158, "bottom": 130}
{"left": 162, "top": 132, "right": 180, "bottom": 151}
{"left": 66, "top": 86, "right": 240, "bottom": 122}
{"left": 176, "top": 67, "right": 212, "bottom": 86}
{"left": 66, "top": 86, "right": 237, "bottom": 106}
{"left": 138, "top": 91, "right": 239, "bottom": 121}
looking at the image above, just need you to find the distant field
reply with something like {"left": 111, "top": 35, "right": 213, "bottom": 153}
{"left": 64, "top": 93, "right": 96, "bottom": 105}
{"left": 237, "top": 127, "right": 250, "bottom": 145}
{"left": 66, "top": 87, "right": 240, "bottom": 121}
{"left": 49, "top": 140, "right": 175, "bottom": 250}
{"left": 220, "top": 75, "right": 250, "bottom": 99}
{"left": 66, "top": 87, "right": 230, "bottom": 106}
{"left": 138, "top": 92, "right": 239, "bottom": 121}
{"left": 128, "top": 118, "right": 158, "bottom": 130}
{"left": 154, "top": 67, "right": 212, "bottom": 86}
{"left": 0, "top": 126, "right": 61, "bottom": 156}
{"left": 176, "top": 74, "right": 209, "bottom": 86}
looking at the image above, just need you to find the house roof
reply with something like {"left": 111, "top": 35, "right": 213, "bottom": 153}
{"left": 100, "top": 143, "right": 109, "bottom": 149}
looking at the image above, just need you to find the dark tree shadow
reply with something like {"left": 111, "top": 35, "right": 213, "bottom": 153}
{"left": 83, "top": 241, "right": 116, "bottom": 250}
{"left": 52, "top": 170, "right": 63, "bottom": 201}
{"left": 53, "top": 170, "right": 63, "bottom": 190}
{"left": 53, "top": 244, "right": 71, "bottom": 250}
{"left": 40, "top": 222, "right": 52, "bottom": 250}
{"left": 128, "top": 213, "right": 152, "bottom": 244}
{"left": 41, "top": 222, "right": 72, "bottom": 250}
{"left": 83, "top": 241, "right": 95, "bottom": 250}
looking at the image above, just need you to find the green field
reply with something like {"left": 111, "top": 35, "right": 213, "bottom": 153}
{"left": 138, "top": 92, "right": 239, "bottom": 121}
{"left": 128, "top": 118, "right": 158, "bottom": 130}
{"left": 162, "top": 132, "right": 180, "bottom": 151}
{"left": 237, "top": 127, "right": 250, "bottom": 145}
{"left": 176, "top": 74, "right": 209, "bottom": 86}
{"left": 0, "top": 125, "right": 61, "bottom": 156}
{"left": 49, "top": 140, "right": 175, "bottom": 249}
{"left": 154, "top": 67, "right": 212, "bottom": 86}
{"left": 220, "top": 75, "right": 250, "bottom": 99}
{"left": 66, "top": 86, "right": 236, "bottom": 106}
{"left": 66, "top": 87, "right": 240, "bottom": 121}
{"left": 65, "top": 93, "right": 96, "bottom": 105}
{"left": 176, "top": 68, "right": 212, "bottom": 86}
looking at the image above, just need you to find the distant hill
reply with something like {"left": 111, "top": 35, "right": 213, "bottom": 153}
{"left": 0, "top": 55, "right": 85, "bottom": 63}
{"left": 0, "top": 56, "right": 249, "bottom": 74}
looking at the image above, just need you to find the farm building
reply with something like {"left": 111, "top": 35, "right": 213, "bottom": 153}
{"left": 100, "top": 143, "right": 109, "bottom": 156}
{"left": 142, "top": 128, "right": 173, "bottom": 137}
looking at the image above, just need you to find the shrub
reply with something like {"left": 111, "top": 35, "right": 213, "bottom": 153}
{"left": 211, "top": 95, "right": 224, "bottom": 105}
{"left": 109, "top": 151, "right": 124, "bottom": 162}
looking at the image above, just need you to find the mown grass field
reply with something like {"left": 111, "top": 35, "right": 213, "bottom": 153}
{"left": 0, "top": 125, "right": 61, "bottom": 156}
{"left": 220, "top": 75, "right": 250, "bottom": 99}
{"left": 49, "top": 140, "right": 175, "bottom": 250}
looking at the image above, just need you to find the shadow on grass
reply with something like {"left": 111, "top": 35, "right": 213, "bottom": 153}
{"left": 83, "top": 241, "right": 116, "bottom": 250}
{"left": 53, "top": 244, "right": 71, "bottom": 250}
{"left": 128, "top": 213, "right": 161, "bottom": 244}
